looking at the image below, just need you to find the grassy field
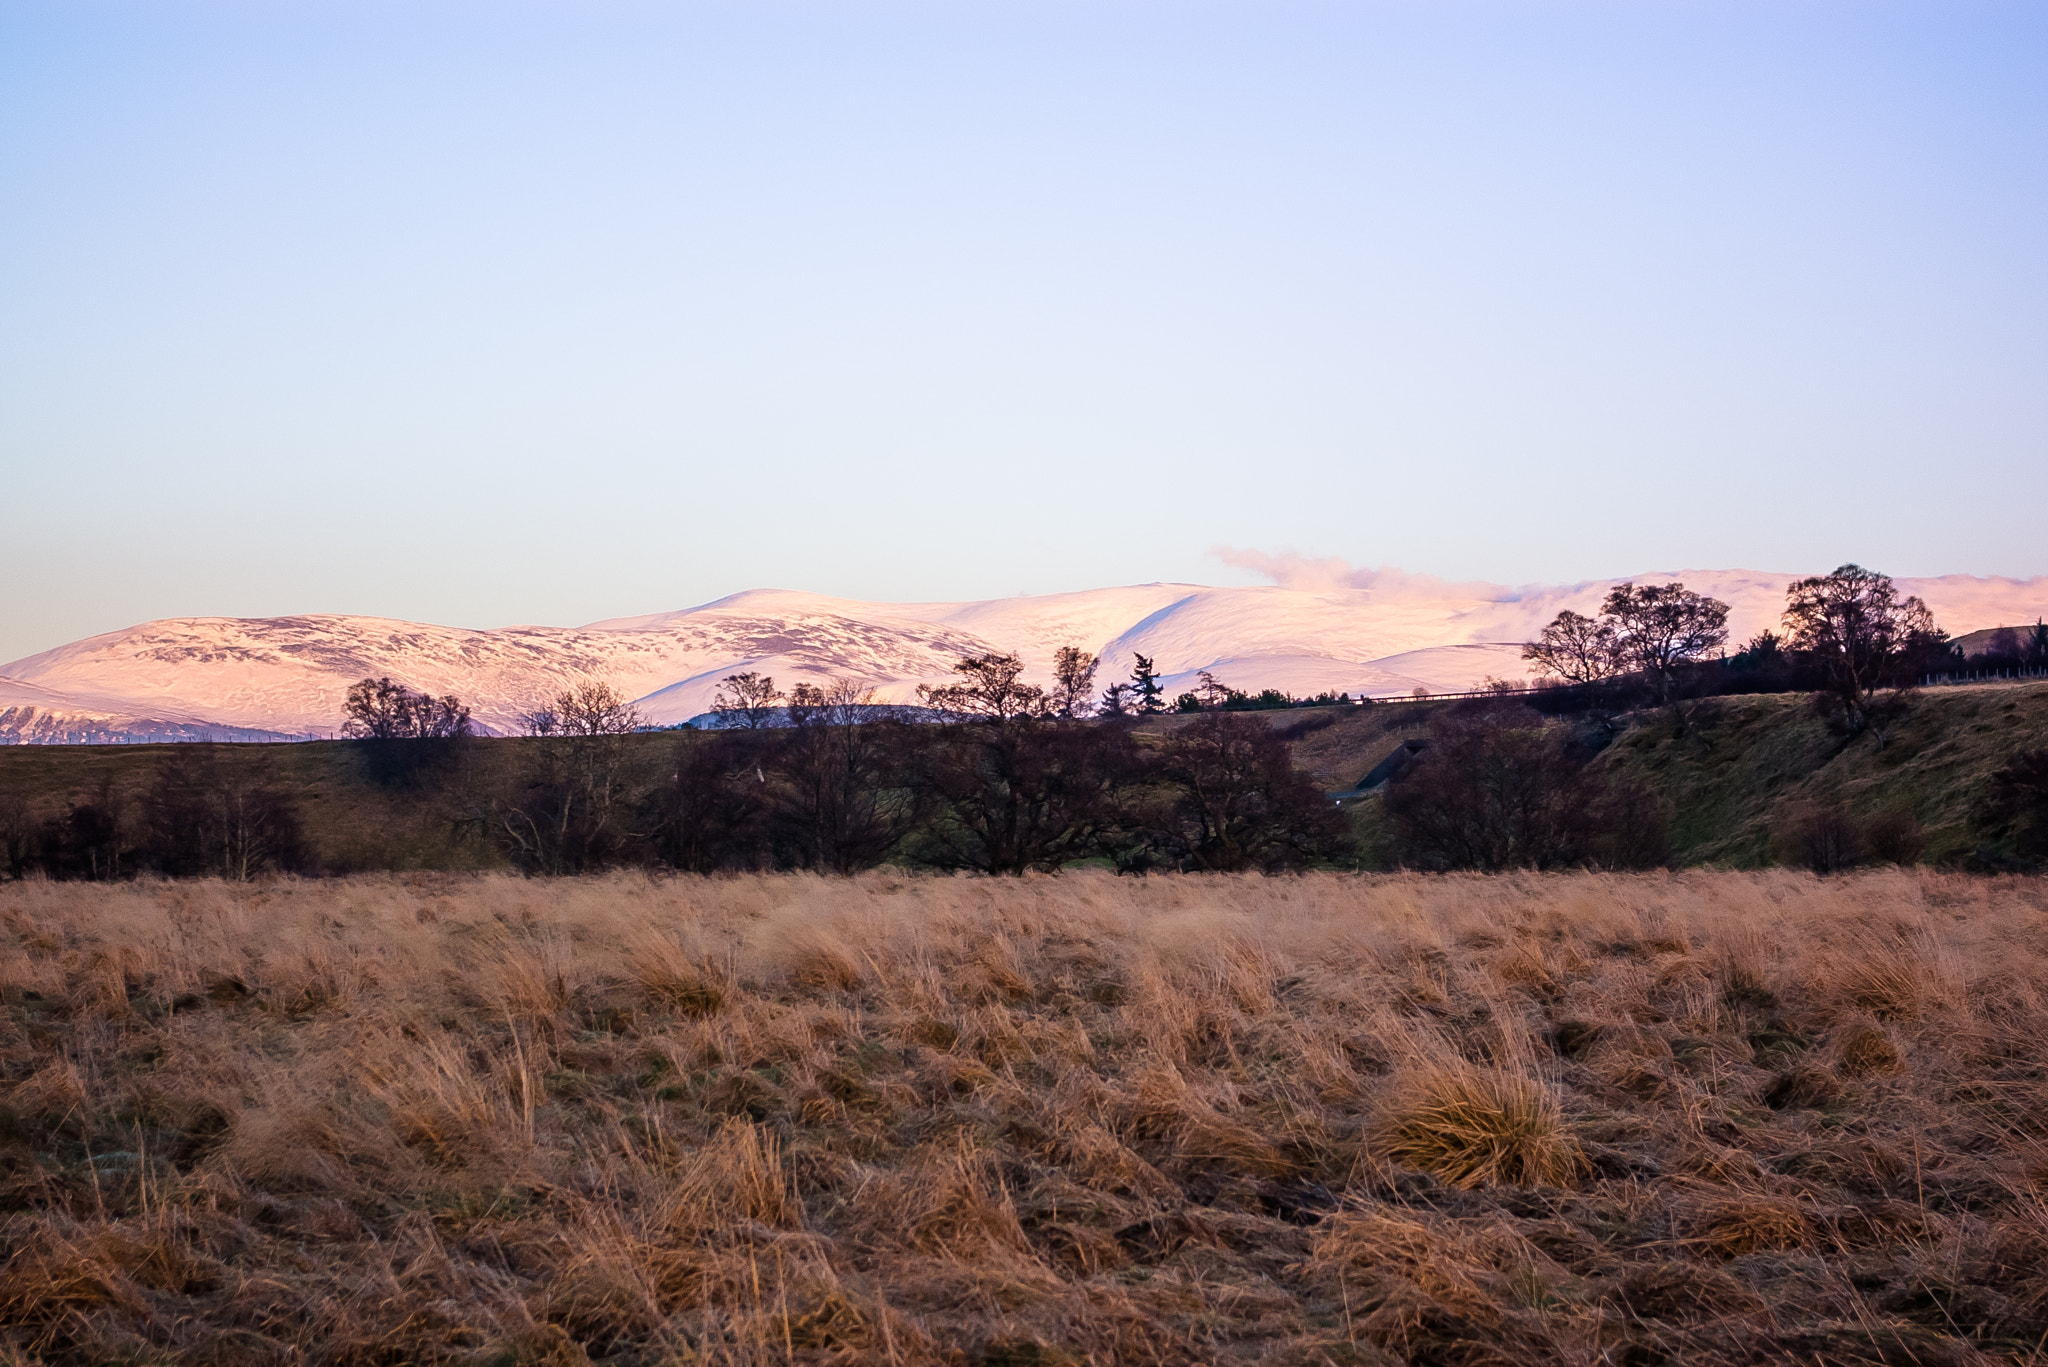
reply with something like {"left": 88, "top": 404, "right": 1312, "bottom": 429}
{"left": 6, "top": 870, "right": 2048, "bottom": 1364}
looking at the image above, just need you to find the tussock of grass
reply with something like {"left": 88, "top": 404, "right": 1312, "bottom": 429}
{"left": 1370, "top": 1064, "right": 1584, "bottom": 1190}
{"left": 2, "top": 868, "right": 2047, "bottom": 1365}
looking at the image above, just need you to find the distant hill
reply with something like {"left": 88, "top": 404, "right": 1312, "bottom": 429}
{"left": 2, "top": 570, "right": 2043, "bottom": 742}
{"left": 1950, "top": 623, "right": 2047, "bottom": 657}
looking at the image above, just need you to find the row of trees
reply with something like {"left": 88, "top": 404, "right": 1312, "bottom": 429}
{"left": 331, "top": 665, "right": 1352, "bottom": 877}
{"left": 713, "top": 647, "right": 1156, "bottom": 726}
{"left": 649, "top": 693, "right": 1350, "bottom": 877}
{"left": 0, "top": 753, "right": 312, "bottom": 882}
{"left": 1524, "top": 565, "right": 1954, "bottom": 745}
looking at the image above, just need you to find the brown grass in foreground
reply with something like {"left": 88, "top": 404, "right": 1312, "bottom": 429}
{"left": 5, "top": 871, "right": 2048, "bottom": 1365}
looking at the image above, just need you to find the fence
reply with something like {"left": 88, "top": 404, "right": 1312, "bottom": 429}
{"left": 1923, "top": 668, "right": 2048, "bottom": 688}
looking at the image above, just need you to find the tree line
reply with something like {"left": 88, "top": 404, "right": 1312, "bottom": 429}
{"left": 1522, "top": 564, "right": 1965, "bottom": 746}
{"left": 0, "top": 750, "right": 311, "bottom": 882}
{"left": 503, "top": 651, "right": 1355, "bottom": 876}
{"left": 0, "top": 651, "right": 1353, "bottom": 880}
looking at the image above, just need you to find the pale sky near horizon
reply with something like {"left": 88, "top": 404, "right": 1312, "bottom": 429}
{"left": 2, "top": 1, "right": 2044, "bottom": 664}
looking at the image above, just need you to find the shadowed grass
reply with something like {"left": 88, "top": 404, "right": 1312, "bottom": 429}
{"left": 1, "top": 868, "right": 2046, "bottom": 1365}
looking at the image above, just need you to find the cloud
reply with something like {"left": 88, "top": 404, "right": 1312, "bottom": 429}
{"left": 1212, "top": 547, "right": 1510, "bottom": 602}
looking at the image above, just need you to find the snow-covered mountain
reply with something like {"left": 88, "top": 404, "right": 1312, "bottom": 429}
{"left": 2, "top": 570, "right": 2042, "bottom": 742}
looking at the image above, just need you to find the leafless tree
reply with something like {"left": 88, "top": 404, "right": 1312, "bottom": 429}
{"left": 0, "top": 788, "right": 41, "bottom": 880}
{"left": 1601, "top": 582, "right": 1730, "bottom": 705}
{"left": 138, "top": 752, "right": 310, "bottom": 880}
{"left": 1522, "top": 610, "right": 1620, "bottom": 686}
{"left": 917, "top": 653, "right": 1047, "bottom": 723}
{"left": 553, "top": 681, "right": 644, "bottom": 735}
{"left": 1136, "top": 713, "right": 1351, "bottom": 871}
{"left": 342, "top": 677, "right": 471, "bottom": 786}
{"left": 771, "top": 678, "right": 920, "bottom": 871}
{"left": 1783, "top": 564, "right": 1940, "bottom": 746}
{"left": 495, "top": 679, "right": 648, "bottom": 872}
{"left": 1050, "top": 646, "right": 1099, "bottom": 718}
{"left": 342, "top": 677, "right": 471, "bottom": 740}
{"left": 713, "top": 672, "right": 785, "bottom": 729}
{"left": 916, "top": 713, "right": 1138, "bottom": 873}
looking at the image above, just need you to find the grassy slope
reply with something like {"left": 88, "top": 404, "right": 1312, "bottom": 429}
{"left": 1206, "top": 685, "right": 2048, "bottom": 868}
{"left": 1135, "top": 703, "right": 1436, "bottom": 792}
{"left": 1595, "top": 683, "right": 2048, "bottom": 866}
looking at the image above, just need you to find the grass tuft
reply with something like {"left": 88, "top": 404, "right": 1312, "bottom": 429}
{"left": 1370, "top": 1063, "right": 1585, "bottom": 1189}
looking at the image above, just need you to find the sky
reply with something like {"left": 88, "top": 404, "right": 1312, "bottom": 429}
{"left": 2, "top": 0, "right": 2044, "bottom": 664}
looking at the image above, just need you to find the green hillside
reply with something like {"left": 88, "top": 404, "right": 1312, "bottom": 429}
{"left": 1593, "top": 682, "right": 2048, "bottom": 865}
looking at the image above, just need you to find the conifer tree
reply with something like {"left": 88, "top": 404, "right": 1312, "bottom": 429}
{"left": 1131, "top": 654, "right": 1165, "bottom": 714}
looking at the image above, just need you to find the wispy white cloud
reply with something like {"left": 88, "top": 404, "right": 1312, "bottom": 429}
{"left": 1211, "top": 547, "right": 1510, "bottom": 602}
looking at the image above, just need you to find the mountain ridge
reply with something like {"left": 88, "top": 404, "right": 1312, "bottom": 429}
{"left": 4, "top": 570, "right": 2043, "bottom": 743}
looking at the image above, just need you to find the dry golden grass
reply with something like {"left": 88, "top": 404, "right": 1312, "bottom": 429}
{"left": 3, "top": 869, "right": 2048, "bottom": 1365}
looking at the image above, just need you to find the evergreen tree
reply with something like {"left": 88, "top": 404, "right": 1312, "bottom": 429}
{"left": 1131, "top": 654, "right": 1165, "bottom": 714}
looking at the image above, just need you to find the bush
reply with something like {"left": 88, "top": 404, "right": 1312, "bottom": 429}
{"left": 1132, "top": 712, "right": 1351, "bottom": 871}
{"left": 1778, "top": 802, "right": 1862, "bottom": 874}
{"left": 1975, "top": 748, "right": 2048, "bottom": 865}
{"left": 1863, "top": 809, "right": 1926, "bottom": 865}
{"left": 1382, "top": 703, "right": 1601, "bottom": 871}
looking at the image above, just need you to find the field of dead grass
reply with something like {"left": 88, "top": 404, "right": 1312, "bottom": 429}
{"left": 5, "top": 870, "right": 2048, "bottom": 1365}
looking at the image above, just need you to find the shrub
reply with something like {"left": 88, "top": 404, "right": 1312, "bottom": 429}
{"left": 1133, "top": 712, "right": 1351, "bottom": 871}
{"left": 1975, "top": 748, "right": 2048, "bottom": 864}
{"left": 1382, "top": 702, "right": 1603, "bottom": 870}
{"left": 1864, "top": 809, "right": 1926, "bottom": 865}
{"left": 1778, "top": 802, "right": 1863, "bottom": 874}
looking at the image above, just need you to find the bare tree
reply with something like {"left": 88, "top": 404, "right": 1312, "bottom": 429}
{"left": 138, "top": 752, "right": 310, "bottom": 880}
{"left": 713, "top": 671, "right": 785, "bottom": 729}
{"left": 1523, "top": 610, "right": 1620, "bottom": 686}
{"left": 342, "top": 677, "right": 471, "bottom": 740}
{"left": 1050, "top": 646, "right": 1099, "bottom": 718}
{"left": 1783, "top": 564, "right": 1940, "bottom": 746}
{"left": 1137, "top": 713, "right": 1351, "bottom": 871}
{"left": 916, "top": 715, "right": 1137, "bottom": 873}
{"left": 917, "top": 653, "right": 1047, "bottom": 723}
{"left": 1601, "top": 582, "right": 1730, "bottom": 705}
{"left": 1383, "top": 702, "right": 1604, "bottom": 871}
{"left": 0, "top": 788, "right": 40, "bottom": 880}
{"left": 553, "top": 680, "right": 644, "bottom": 735}
{"left": 772, "top": 678, "right": 921, "bottom": 871}
{"left": 342, "top": 677, "right": 471, "bottom": 787}
{"left": 495, "top": 679, "right": 647, "bottom": 872}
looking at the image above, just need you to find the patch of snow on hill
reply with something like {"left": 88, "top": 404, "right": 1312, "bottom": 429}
{"left": 2, "top": 570, "right": 2041, "bottom": 741}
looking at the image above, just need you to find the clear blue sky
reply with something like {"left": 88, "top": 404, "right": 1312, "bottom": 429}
{"left": 2, "top": 1, "right": 2044, "bottom": 662}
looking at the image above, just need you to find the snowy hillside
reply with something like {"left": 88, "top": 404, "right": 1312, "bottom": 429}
{"left": 2, "top": 570, "right": 2042, "bottom": 742}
